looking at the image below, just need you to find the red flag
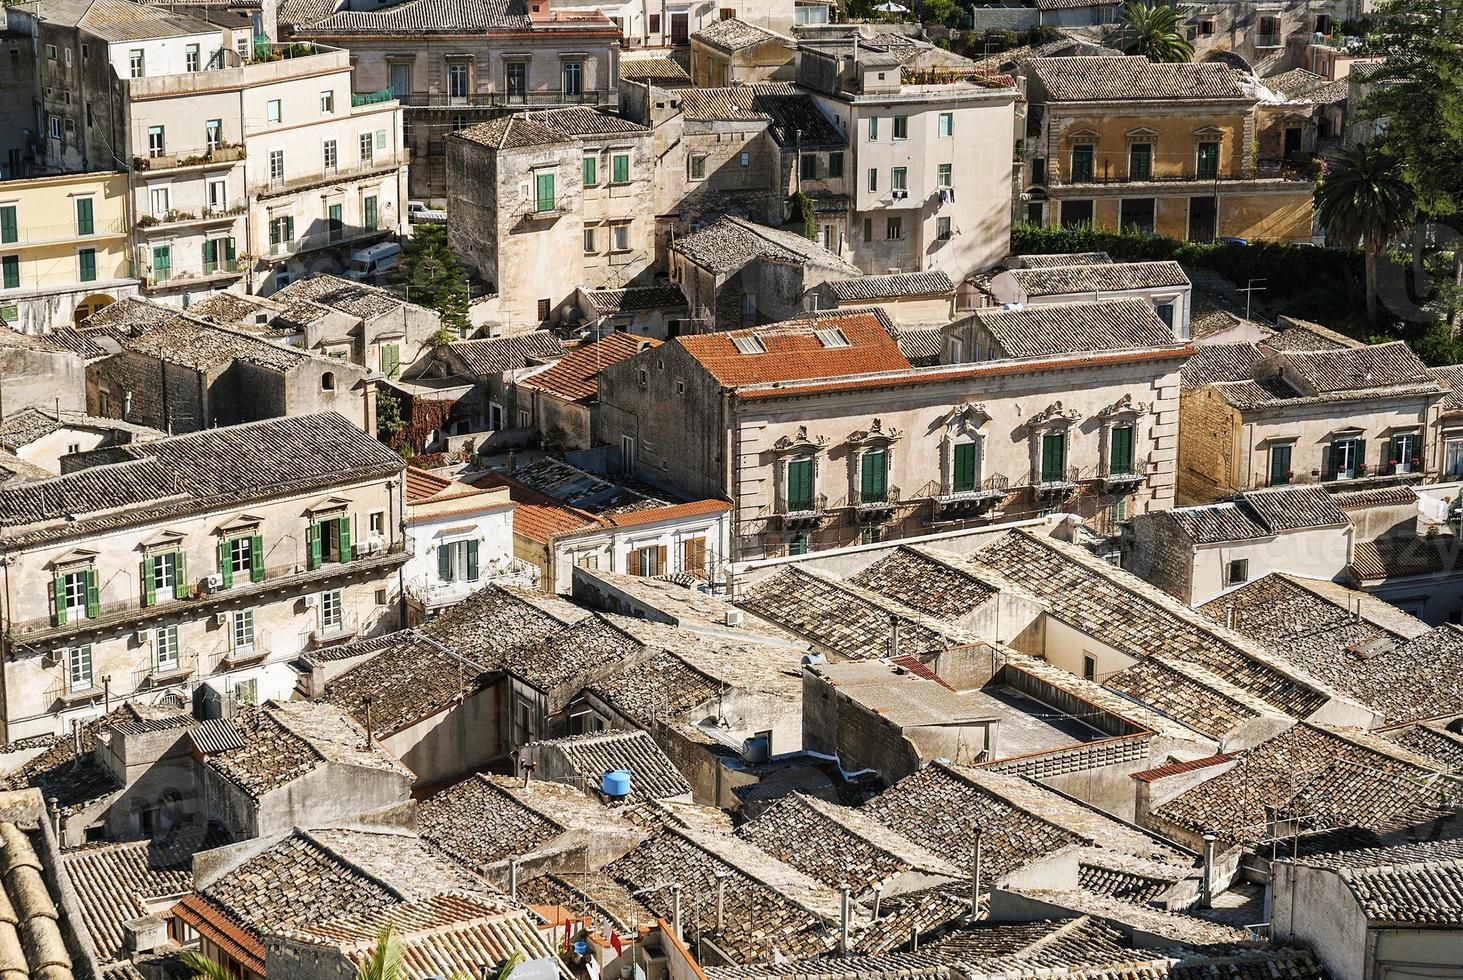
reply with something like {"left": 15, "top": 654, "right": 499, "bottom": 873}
{"left": 610, "top": 934, "right": 623, "bottom": 956}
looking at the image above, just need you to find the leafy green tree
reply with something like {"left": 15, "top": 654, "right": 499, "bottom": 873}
{"left": 400, "top": 223, "right": 471, "bottom": 339}
{"left": 789, "top": 191, "right": 817, "bottom": 241}
{"left": 1118, "top": 2, "right": 1193, "bottom": 62}
{"left": 1314, "top": 143, "right": 1416, "bottom": 323}
{"left": 922, "top": 0, "right": 958, "bottom": 26}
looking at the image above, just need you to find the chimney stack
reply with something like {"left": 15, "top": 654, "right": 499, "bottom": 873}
{"left": 1201, "top": 834, "right": 1217, "bottom": 908}
{"left": 839, "top": 885, "right": 851, "bottom": 957}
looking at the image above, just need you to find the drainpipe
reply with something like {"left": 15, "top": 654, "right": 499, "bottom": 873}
{"left": 838, "top": 885, "right": 850, "bottom": 957}
{"left": 508, "top": 856, "right": 519, "bottom": 900}
{"left": 670, "top": 884, "right": 682, "bottom": 940}
{"left": 1201, "top": 833, "right": 1217, "bottom": 908}
{"left": 969, "top": 827, "right": 983, "bottom": 918}
{"left": 714, "top": 874, "right": 726, "bottom": 933}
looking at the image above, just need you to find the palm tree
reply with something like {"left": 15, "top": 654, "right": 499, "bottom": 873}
{"left": 1120, "top": 2, "right": 1194, "bottom": 63}
{"left": 180, "top": 952, "right": 235, "bottom": 980}
{"left": 1315, "top": 143, "right": 1416, "bottom": 323}
{"left": 355, "top": 927, "right": 406, "bottom": 980}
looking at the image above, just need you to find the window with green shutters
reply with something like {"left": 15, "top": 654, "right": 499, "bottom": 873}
{"left": 535, "top": 171, "right": 556, "bottom": 213}
{"left": 151, "top": 245, "right": 171, "bottom": 283}
{"left": 381, "top": 342, "right": 401, "bottom": 379}
{"left": 1071, "top": 145, "right": 1094, "bottom": 182}
{"left": 363, "top": 195, "right": 378, "bottom": 231}
{"left": 142, "top": 550, "right": 185, "bottom": 606}
{"left": 308, "top": 516, "right": 353, "bottom": 569}
{"left": 52, "top": 567, "right": 97, "bottom": 625}
{"left": 861, "top": 449, "right": 888, "bottom": 503}
{"left": 2, "top": 255, "right": 18, "bottom": 290}
{"left": 612, "top": 153, "right": 629, "bottom": 184}
{"left": 1196, "top": 142, "right": 1220, "bottom": 179}
{"left": 75, "top": 198, "right": 94, "bottom": 236}
{"left": 1270, "top": 443, "right": 1292, "bottom": 486}
{"left": 1040, "top": 432, "right": 1067, "bottom": 483}
{"left": 1128, "top": 143, "right": 1151, "bottom": 180}
{"left": 219, "top": 534, "right": 264, "bottom": 587}
{"left": 1109, "top": 425, "right": 1134, "bottom": 475}
{"left": 438, "top": 539, "right": 480, "bottom": 583}
{"left": 78, "top": 248, "right": 96, "bottom": 283}
{"left": 583, "top": 155, "right": 597, "bottom": 187}
{"left": 952, "top": 441, "right": 978, "bottom": 493}
{"left": 785, "top": 458, "right": 813, "bottom": 512}
{"left": 0, "top": 206, "right": 16, "bottom": 244}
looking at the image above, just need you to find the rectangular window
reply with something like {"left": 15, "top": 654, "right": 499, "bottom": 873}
{"left": 583, "top": 227, "right": 596, "bottom": 253}
{"left": 689, "top": 155, "right": 706, "bottom": 180}
{"left": 154, "top": 625, "right": 179, "bottom": 672}
{"left": 938, "top": 163, "right": 952, "bottom": 188}
{"left": 449, "top": 62, "right": 469, "bottom": 99}
{"left": 1041, "top": 432, "right": 1067, "bottom": 483}
{"left": 1129, "top": 142, "right": 1152, "bottom": 180}
{"left": 633, "top": 546, "right": 662, "bottom": 577}
{"left": 323, "top": 139, "right": 337, "bottom": 174}
{"left": 267, "top": 99, "right": 281, "bottom": 124}
{"left": 860, "top": 449, "right": 887, "bottom": 503}
{"left": 583, "top": 154, "right": 597, "bottom": 186}
{"left": 868, "top": 116, "right": 878, "bottom": 140}
{"left": 936, "top": 216, "right": 951, "bottom": 241}
{"left": 828, "top": 152, "right": 844, "bottom": 178}
{"left": 0, "top": 206, "right": 15, "bottom": 243}
{"left": 67, "top": 644, "right": 93, "bottom": 691}
{"left": 1330, "top": 437, "right": 1363, "bottom": 480}
{"left": 227, "top": 536, "right": 253, "bottom": 582}
{"left": 1, "top": 256, "right": 17, "bottom": 290}
{"left": 309, "top": 515, "right": 352, "bottom": 567}
{"left": 862, "top": 217, "right": 872, "bottom": 241}
{"left": 1109, "top": 425, "right": 1134, "bottom": 475}
{"left": 320, "top": 588, "right": 343, "bottom": 631}
{"left": 886, "top": 216, "right": 903, "bottom": 240}
{"left": 1391, "top": 432, "right": 1420, "bottom": 474}
{"left": 205, "top": 119, "right": 222, "bottom": 149}
{"left": 148, "top": 126, "right": 165, "bottom": 158}
{"left": 506, "top": 61, "right": 526, "bottom": 97}
{"left": 185, "top": 44, "right": 200, "bottom": 72}
{"left": 320, "top": 89, "right": 334, "bottom": 113}
{"left": 437, "top": 539, "right": 481, "bottom": 583}
{"left": 1270, "top": 443, "right": 1292, "bottom": 486}
{"left": 151, "top": 244, "right": 171, "bottom": 283}
{"left": 938, "top": 112, "right": 953, "bottom": 137}
{"left": 892, "top": 115, "right": 908, "bottom": 139}
{"left": 233, "top": 609, "right": 256, "bottom": 649}
{"left": 1071, "top": 145, "right": 1094, "bottom": 182}
{"left": 612, "top": 153, "right": 629, "bottom": 184}
{"left": 75, "top": 197, "right": 93, "bottom": 235}
{"left": 129, "top": 50, "right": 144, "bottom": 78}
{"left": 892, "top": 167, "right": 907, "bottom": 191}
{"left": 269, "top": 150, "right": 284, "bottom": 181}
{"left": 1154, "top": 300, "right": 1174, "bottom": 328}
{"left": 613, "top": 224, "right": 629, "bottom": 251}
{"left": 1197, "top": 141, "right": 1220, "bottom": 179}
{"left": 78, "top": 248, "right": 96, "bottom": 283}
{"left": 359, "top": 132, "right": 374, "bottom": 166}
{"left": 867, "top": 168, "right": 877, "bottom": 193}
{"left": 800, "top": 155, "right": 816, "bottom": 180}
{"left": 786, "top": 458, "right": 814, "bottom": 512}
{"left": 1445, "top": 437, "right": 1463, "bottom": 478}
{"left": 381, "top": 342, "right": 401, "bottom": 379}
{"left": 952, "top": 441, "right": 977, "bottom": 493}
{"left": 535, "top": 171, "right": 556, "bottom": 212}
{"left": 1082, "top": 654, "right": 1096, "bottom": 681}
{"left": 149, "top": 186, "right": 169, "bottom": 217}
{"left": 561, "top": 60, "right": 583, "bottom": 97}
{"left": 1226, "top": 558, "right": 1250, "bottom": 586}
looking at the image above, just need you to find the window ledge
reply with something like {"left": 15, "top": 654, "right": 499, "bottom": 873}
{"left": 57, "top": 686, "right": 103, "bottom": 706}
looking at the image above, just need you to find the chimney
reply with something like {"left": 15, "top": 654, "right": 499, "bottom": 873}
{"left": 969, "top": 828, "right": 983, "bottom": 918}
{"left": 839, "top": 885, "right": 851, "bottom": 957}
{"left": 48, "top": 798, "right": 61, "bottom": 840}
{"left": 363, "top": 696, "right": 373, "bottom": 749}
{"left": 671, "top": 884, "right": 683, "bottom": 940}
{"left": 888, "top": 614, "right": 900, "bottom": 660}
{"left": 715, "top": 874, "right": 726, "bottom": 933}
{"left": 509, "top": 856, "right": 519, "bottom": 900}
{"left": 1201, "top": 834, "right": 1217, "bottom": 908}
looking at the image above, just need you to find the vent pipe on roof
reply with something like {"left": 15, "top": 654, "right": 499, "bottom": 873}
{"left": 872, "top": 885, "right": 881, "bottom": 921}
{"left": 888, "top": 614, "right": 900, "bottom": 660}
{"left": 968, "top": 827, "right": 983, "bottom": 919}
{"left": 1200, "top": 833, "right": 1217, "bottom": 908}
{"left": 363, "top": 696, "right": 373, "bottom": 749}
{"left": 48, "top": 798, "right": 61, "bottom": 841}
{"left": 509, "top": 856, "right": 520, "bottom": 900}
{"left": 715, "top": 874, "right": 727, "bottom": 933}
{"left": 671, "top": 884, "right": 683, "bottom": 940}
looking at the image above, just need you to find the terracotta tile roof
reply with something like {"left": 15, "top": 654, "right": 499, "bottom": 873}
{"left": 827, "top": 272, "right": 954, "bottom": 302}
{"left": 501, "top": 616, "right": 638, "bottom": 708}
{"left": 677, "top": 308, "right": 907, "bottom": 387}
{"left": 526, "top": 729, "right": 691, "bottom": 801}
{"left": 528, "top": 105, "right": 652, "bottom": 137}
{"left": 474, "top": 473, "right": 604, "bottom": 543}
{"left": 519, "top": 333, "right": 660, "bottom": 404}
{"left": 1282, "top": 341, "right": 1432, "bottom": 393}
{"left": 606, "top": 497, "right": 730, "bottom": 528}
{"left": 1007, "top": 261, "right": 1188, "bottom": 297}
{"left": 1129, "top": 752, "right": 1240, "bottom": 783}
{"left": 618, "top": 56, "right": 691, "bottom": 82}
{"left": 676, "top": 87, "right": 844, "bottom": 148}
{"left": 0, "top": 810, "right": 76, "bottom": 980}
{"left": 847, "top": 546, "right": 1000, "bottom": 622}
{"left": 447, "top": 331, "right": 565, "bottom": 375}
{"left": 1017, "top": 252, "right": 1113, "bottom": 268}
{"left": 62, "top": 839, "right": 192, "bottom": 964}
{"left": 1104, "top": 657, "right": 1278, "bottom": 739}
{"left": 1427, "top": 364, "right": 1463, "bottom": 411}
{"left": 1381, "top": 723, "right": 1463, "bottom": 772}
{"left": 1350, "top": 535, "right": 1463, "bottom": 582}
{"left": 1180, "top": 342, "right": 1264, "bottom": 389}
{"left": 270, "top": 273, "right": 411, "bottom": 321}
{"left": 1263, "top": 317, "right": 1362, "bottom": 352}
{"left": 692, "top": 17, "right": 791, "bottom": 51}
{"left": 452, "top": 116, "right": 575, "bottom": 151}
{"left": 405, "top": 465, "right": 494, "bottom": 505}
{"left": 672, "top": 216, "right": 858, "bottom": 276}
{"left": 892, "top": 326, "right": 944, "bottom": 365}
{"left": 1235, "top": 485, "right": 1349, "bottom": 532}
{"left": 1029, "top": 56, "right": 1249, "bottom": 102}
{"left": 418, "top": 775, "right": 563, "bottom": 869}
{"left": 289, "top": 0, "right": 616, "bottom": 34}
{"left": 584, "top": 285, "right": 686, "bottom": 316}
{"left": 971, "top": 299, "right": 1179, "bottom": 359}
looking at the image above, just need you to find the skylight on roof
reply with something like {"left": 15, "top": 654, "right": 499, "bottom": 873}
{"left": 732, "top": 335, "right": 768, "bottom": 355}
{"left": 814, "top": 327, "right": 850, "bottom": 349}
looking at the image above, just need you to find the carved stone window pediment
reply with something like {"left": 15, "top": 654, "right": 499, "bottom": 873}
{"left": 944, "top": 402, "right": 991, "bottom": 433}
{"left": 1098, "top": 393, "right": 1150, "bottom": 421}
{"left": 773, "top": 425, "right": 829, "bottom": 455}
{"left": 848, "top": 417, "right": 903, "bottom": 446}
{"left": 1027, "top": 401, "right": 1082, "bottom": 430}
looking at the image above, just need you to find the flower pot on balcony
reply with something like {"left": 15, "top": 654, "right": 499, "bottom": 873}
{"left": 210, "top": 145, "right": 244, "bottom": 163}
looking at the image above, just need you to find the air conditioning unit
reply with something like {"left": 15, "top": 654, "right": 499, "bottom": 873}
{"left": 213, "top": 612, "right": 228, "bottom": 626}
{"left": 358, "top": 536, "right": 384, "bottom": 556}
{"left": 303, "top": 594, "right": 318, "bottom": 609}
{"left": 891, "top": 189, "right": 908, "bottom": 200}
{"left": 723, "top": 608, "right": 744, "bottom": 628}
{"left": 133, "top": 630, "right": 149, "bottom": 645}
{"left": 201, "top": 573, "right": 223, "bottom": 592}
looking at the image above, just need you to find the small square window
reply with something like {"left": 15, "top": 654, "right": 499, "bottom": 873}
{"left": 1226, "top": 559, "right": 1249, "bottom": 587}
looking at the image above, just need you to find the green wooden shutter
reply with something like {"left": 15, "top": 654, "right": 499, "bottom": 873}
{"left": 466, "top": 539, "right": 480, "bottom": 581}
{"left": 219, "top": 539, "right": 233, "bottom": 589}
{"left": 953, "top": 442, "right": 976, "bottom": 493}
{"left": 1356, "top": 438, "right": 1367, "bottom": 475}
{"left": 536, "top": 171, "right": 555, "bottom": 212}
{"left": 1110, "top": 426, "right": 1133, "bottom": 474}
{"left": 0, "top": 206, "right": 16, "bottom": 243}
{"left": 786, "top": 459, "right": 812, "bottom": 511}
{"left": 174, "top": 550, "right": 187, "bottom": 594}
{"left": 76, "top": 198, "right": 94, "bottom": 235}
{"left": 583, "top": 155, "right": 596, "bottom": 187}
{"left": 78, "top": 249, "right": 96, "bottom": 283}
{"left": 85, "top": 568, "right": 99, "bottom": 619}
{"left": 307, "top": 523, "right": 322, "bottom": 570}
{"left": 337, "top": 516, "right": 352, "bottom": 562}
{"left": 53, "top": 574, "right": 67, "bottom": 626}
{"left": 861, "top": 450, "right": 887, "bottom": 502}
{"left": 249, "top": 534, "right": 264, "bottom": 582}
{"left": 1042, "top": 433, "right": 1065, "bottom": 482}
{"left": 143, "top": 558, "right": 156, "bottom": 607}
{"left": 1321, "top": 445, "right": 1336, "bottom": 481}
{"left": 613, "top": 154, "right": 628, "bottom": 184}
{"left": 438, "top": 544, "right": 453, "bottom": 582}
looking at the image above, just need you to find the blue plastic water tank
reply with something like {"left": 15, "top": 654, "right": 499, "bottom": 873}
{"left": 602, "top": 769, "right": 632, "bottom": 797}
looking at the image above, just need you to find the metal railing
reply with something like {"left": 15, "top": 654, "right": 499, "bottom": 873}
{"left": 130, "top": 649, "right": 200, "bottom": 692}
{"left": 213, "top": 636, "right": 273, "bottom": 672}
{"left": 775, "top": 493, "right": 828, "bottom": 519}
{"left": 252, "top": 157, "right": 400, "bottom": 198}
{"left": 298, "top": 609, "right": 362, "bottom": 651}
{"left": 1055, "top": 163, "right": 1311, "bottom": 185}
{"left": 920, "top": 474, "right": 1011, "bottom": 501}
{"left": 136, "top": 205, "right": 246, "bottom": 230}
{"left": 12, "top": 218, "right": 128, "bottom": 244}
{"left": 352, "top": 87, "right": 396, "bottom": 107}
{"left": 132, "top": 144, "right": 244, "bottom": 172}
{"left": 267, "top": 222, "right": 382, "bottom": 258}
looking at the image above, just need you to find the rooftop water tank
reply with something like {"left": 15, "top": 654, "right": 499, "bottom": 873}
{"left": 602, "top": 769, "right": 632, "bottom": 798}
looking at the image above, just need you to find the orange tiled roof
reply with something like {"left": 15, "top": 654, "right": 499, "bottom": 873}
{"left": 606, "top": 498, "right": 730, "bottom": 528}
{"left": 475, "top": 473, "right": 605, "bottom": 543}
{"left": 677, "top": 309, "right": 909, "bottom": 387}
{"left": 520, "top": 333, "right": 661, "bottom": 404}
{"left": 173, "top": 893, "right": 267, "bottom": 976}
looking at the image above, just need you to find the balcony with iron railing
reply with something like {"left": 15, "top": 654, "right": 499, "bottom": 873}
{"left": 265, "top": 221, "right": 386, "bottom": 260}
{"left": 395, "top": 90, "right": 609, "bottom": 109}
{"left": 829, "top": 485, "right": 902, "bottom": 518}
{"left": 1101, "top": 459, "right": 1152, "bottom": 491}
{"left": 135, "top": 204, "right": 247, "bottom": 232}
{"left": 130, "top": 649, "right": 201, "bottom": 693}
{"left": 1053, "top": 160, "right": 1313, "bottom": 187}
{"left": 5, "top": 544, "right": 407, "bottom": 646}
{"left": 298, "top": 609, "right": 362, "bottom": 652}
{"left": 772, "top": 493, "right": 828, "bottom": 528}
{"left": 133, "top": 143, "right": 245, "bottom": 174}
{"left": 10, "top": 218, "right": 129, "bottom": 247}
{"left": 126, "top": 43, "right": 349, "bottom": 100}
{"left": 920, "top": 475, "right": 1011, "bottom": 514}
{"left": 141, "top": 257, "right": 246, "bottom": 291}
{"left": 1031, "top": 465, "right": 1084, "bottom": 495}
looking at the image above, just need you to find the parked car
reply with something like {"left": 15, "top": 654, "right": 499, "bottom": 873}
{"left": 344, "top": 241, "right": 403, "bottom": 280}
{"left": 407, "top": 201, "right": 447, "bottom": 224}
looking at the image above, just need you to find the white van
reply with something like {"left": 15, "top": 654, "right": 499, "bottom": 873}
{"left": 344, "top": 241, "right": 402, "bottom": 280}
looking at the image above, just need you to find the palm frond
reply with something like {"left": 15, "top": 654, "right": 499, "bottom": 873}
{"left": 357, "top": 926, "right": 406, "bottom": 980}
{"left": 180, "top": 951, "right": 238, "bottom": 980}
